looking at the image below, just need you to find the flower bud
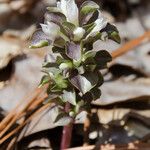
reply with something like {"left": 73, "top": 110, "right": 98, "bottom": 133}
{"left": 73, "top": 27, "right": 85, "bottom": 41}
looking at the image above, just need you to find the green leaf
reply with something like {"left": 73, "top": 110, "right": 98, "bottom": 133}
{"left": 62, "top": 22, "right": 76, "bottom": 32}
{"left": 50, "top": 85, "right": 63, "bottom": 92}
{"left": 91, "top": 87, "right": 101, "bottom": 100}
{"left": 82, "top": 50, "right": 111, "bottom": 69}
{"left": 39, "top": 75, "right": 50, "bottom": 88}
{"left": 82, "top": 51, "right": 96, "bottom": 62}
{"left": 54, "top": 74, "right": 68, "bottom": 89}
{"left": 52, "top": 46, "right": 65, "bottom": 53}
{"left": 70, "top": 71, "right": 99, "bottom": 94}
{"left": 80, "top": 1, "right": 99, "bottom": 25}
{"left": 75, "top": 100, "right": 84, "bottom": 113}
{"left": 80, "top": 1, "right": 99, "bottom": 15}
{"left": 94, "top": 50, "right": 112, "bottom": 69}
{"left": 77, "top": 66, "right": 85, "bottom": 74}
{"left": 54, "top": 37, "right": 66, "bottom": 48}
{"left": 83, "top": 87, "right": 101, "bottom": 101}
{"left": 86, "top": 65, "right": 96, "bottom": 72}
{"left": 29, "top": 40, "right": 49, "bottom": 49}
{"left": 83, "top": 22, "right": 96, "bottom": 36}
{"left": 44, "top": 95, "right": 63, "bottom": 105}
{"left": 62, "top": 90, "right": 76, "bottom": 105}
{"left": 56, "top": 56, "right": 64, "bottom": 64}
{"left": 83, "top": 32, "right": 101, "bottom": 51}
{"left": 83, "top": 50, "right": 112, "bottom": 68}
{"left": 102, "top": 23, "right": 121, "bottom": 44}
{"left": 109, "top": 31, "right": 121, "bottom": 44}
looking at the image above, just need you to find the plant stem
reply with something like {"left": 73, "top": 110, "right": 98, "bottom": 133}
{"left": 61, "top": 102, "right": 73, "bottom": 150}
{"left": 83, "top": 115, "right": 90, "bottom": 146}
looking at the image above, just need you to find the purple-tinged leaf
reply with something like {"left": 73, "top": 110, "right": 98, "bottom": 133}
{"left": 44, "top": 53, "right": 57, "bottom": 63}
{"left": 66, "top": 42, "right": 82, "bottom": 61}
{"left": 45, "top": 11, "right": 66, "bottom": 25}
{"left": 70, "top": 72, "right": 99, "bottom": 94}
{"left": 29, "top": 29, "right": 52, "bottom": 48}
{"left": 43, "top": 53, "right": 58, "bottom": 68}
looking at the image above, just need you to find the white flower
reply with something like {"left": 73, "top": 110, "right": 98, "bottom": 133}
{"left": 86, "top": 11, "right": 107, "bottom": 38}
{"left": 73, "top": 27, "right": 85, "bottom": 41}
{"left": 57, "top": 0, "right": 67, "bottom": 17}
{"left": 57, "top": 0, "right": 79, "bottom": 26}
{"left": 40, "top": 22, "right": 60, "bottom": 41}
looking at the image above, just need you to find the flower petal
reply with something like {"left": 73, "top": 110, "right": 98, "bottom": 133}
{"left": 58, "top": 0, "right": 79, "bottom": 26}
{"left": 66, "top": 0, "right": 79, "bottom": 26}
{"left": 86, "top": 11, "right": 107, "bottom": 38}
{"left": 40, "top": 22, "right": 60, "bottom": 40}
{"left": 58, "top": 0, "right": 68, "bottom": 17}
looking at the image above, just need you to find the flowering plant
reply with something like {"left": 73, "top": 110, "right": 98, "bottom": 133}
{"left": 30, "top": 0, "right": 120, "bottom": 148}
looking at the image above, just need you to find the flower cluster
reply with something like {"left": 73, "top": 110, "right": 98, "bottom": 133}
{"left": 30, "top": 0, "right": 120, "bottom": 125}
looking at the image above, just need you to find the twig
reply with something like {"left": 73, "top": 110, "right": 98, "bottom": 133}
{"left": 0, "top": 95, "right": 47, "bottom": 139}
{"left": 16, "top": 94, "right": 47, "bottom": 122}
{"left": 0, "top": 88, "right": 41, "bottom": 131}
{"left": 66, "top": 145, "right": 95, "bottom": 150}
{"left": 0, "top": 103, "right": 51, "bottom": 145}
{"left": 0, "top": 88, "right": 42, "bottom": 137}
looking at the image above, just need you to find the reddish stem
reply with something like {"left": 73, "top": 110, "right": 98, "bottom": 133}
{"left": 61, "top": 102, "right": 73, "bottom": 150}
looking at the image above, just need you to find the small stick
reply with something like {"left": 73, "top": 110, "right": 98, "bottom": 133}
{"left": 0, "top": 88, "right": 41, "bottom": 131}
{"left": 0, "top": 88, "right": 42, "bottom": 137}
{"left": 16, "top": 95, "right": 47, "bottom": 122}
{"left": 0, "top": 103, "right": 51, "bottom": 145}
{"left": 0, "top": 93, "right": 47, "bottom": 138}
{"left": 66, "top": 145, "right": 95, "bottom": 150}
{"left": 27, "top": 93, "right": 47, "bottom": 111}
